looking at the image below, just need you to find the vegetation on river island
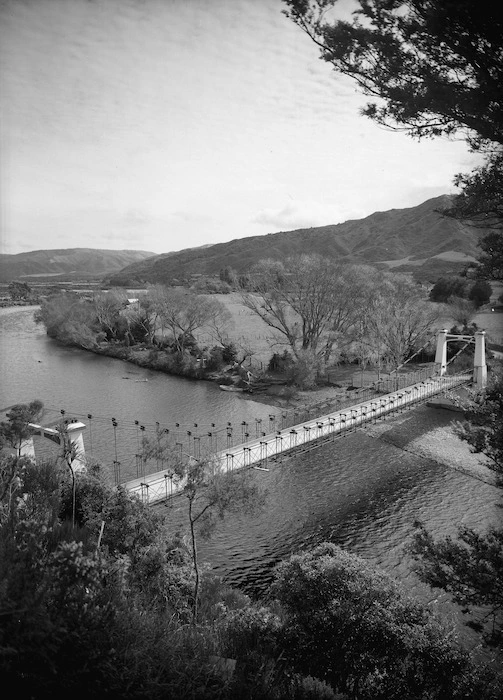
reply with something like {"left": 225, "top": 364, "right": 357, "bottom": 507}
{"left": 35, "top": 260, "right": 446, "bottom": 391}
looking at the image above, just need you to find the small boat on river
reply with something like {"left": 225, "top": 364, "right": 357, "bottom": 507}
{"left": 219, "top": 384, "right": 245, "bottom": 392}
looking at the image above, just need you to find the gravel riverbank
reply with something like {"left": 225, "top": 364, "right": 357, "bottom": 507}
{"left": 363, "top": 402, "right": 497, "bottom": 486}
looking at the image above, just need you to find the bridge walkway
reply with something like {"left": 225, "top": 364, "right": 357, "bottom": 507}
{"left": 124, "top": 373, "right": 471, "bottom": 506}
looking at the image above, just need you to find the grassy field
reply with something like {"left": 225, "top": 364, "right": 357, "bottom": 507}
{"left": 197, "top": 292, "right": 285, "bottom": 369}
{"left": 201, "top": 282, "right": 503, "bottom": 369}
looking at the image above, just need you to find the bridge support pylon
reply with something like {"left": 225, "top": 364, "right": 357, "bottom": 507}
{"left": 474, "top": 331, "right": 487, "bottom": 389}
{"left": 434, "top": 329, "right": 448, "bottom": 376}
{"left": 20, "top": 421, "right": 87, "bottom": 472}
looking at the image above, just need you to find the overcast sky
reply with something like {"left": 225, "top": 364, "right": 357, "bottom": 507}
{"left": 0, "top": 0, "right": 481, "bottom": 256}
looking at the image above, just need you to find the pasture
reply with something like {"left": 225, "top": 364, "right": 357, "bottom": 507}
{"left": 196, "top": 284, "right": 503, "bottom": 386}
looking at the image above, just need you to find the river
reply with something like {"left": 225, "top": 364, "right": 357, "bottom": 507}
{"left": 1, "top": 305, "right": 502, "bottom": 659}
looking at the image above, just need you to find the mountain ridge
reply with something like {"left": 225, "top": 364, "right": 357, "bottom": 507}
{"left": 107, "top": 195, "right": 488, "bottom": 285}
{"left": 0, "top": 248, "right": 156, "bottom": 283}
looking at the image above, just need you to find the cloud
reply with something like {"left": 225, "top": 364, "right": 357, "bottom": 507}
{"left": 252, "top": 200, "right": 348, "bottom": 230}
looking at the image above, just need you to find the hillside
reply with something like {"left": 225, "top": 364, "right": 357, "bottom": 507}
{"left": 107, "top": 195, "right": 490, "bottom": 286}
{"left": 0, "top": 248, "right": 156, "bottom": 283}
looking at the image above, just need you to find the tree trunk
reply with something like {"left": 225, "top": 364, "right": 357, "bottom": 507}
{"left": 188, "top": 497, "right": 199, "bottom": 623}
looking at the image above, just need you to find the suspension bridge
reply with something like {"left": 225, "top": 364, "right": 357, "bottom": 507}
{"left": 20, "top": 329, "right": 488, "bottom": 505}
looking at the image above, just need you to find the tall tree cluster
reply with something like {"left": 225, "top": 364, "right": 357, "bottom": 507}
{"left": 243, "top": 255, "right": 437, "bottom": 382}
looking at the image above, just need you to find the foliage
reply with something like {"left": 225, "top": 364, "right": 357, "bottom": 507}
{"left": 219, "top": 266, "right": 238, "bottom": 287}
{"left": 0, "top": 400, "right": 44, "bottom": 456}
{"left": 476, "top": 231, "right": 503, "bottom": 280}
{"left": 468, "top": 279, "right": 493, "bottom": 308}
{"left": 35, "top": 286, "right": 236, "bottom": 382}
{"left": 453, "top": 375, "right": 503, "bottom": 482}
{"left": 430, "top": 277, "right": 492, "bottom": 308}
{"left": 242, "top": 255, "right": 359, "bottom": 363}
{"left": 447, "top": 297, "right": 477, "bottom": 328}
{"left": 92, "top": 288, "right": 128, "bottom": 340}
{"left": 411, "top": 524, "right": 503, "bottom": 647}
{"left": 410, "top": 374, "right": 503, "bottom": 652}
{"left": 361, "top": 273, "right": 438, "bottom": 370}
{"left": 8, "top": 281, "right": 32, "bottom": 301}
{"left": 142, "top": 428, "right": 265, "bottom": 622}
{"left": 430, "top": 277, "right": 468, "bottom": 303}
{"left": 2, "top": 451, "right": 502, "bottom": 698}
{"left": 270, "top": 542, "right": 486, "bottom": 699}
{"left": 147, "top": 284, "right": 233, "bottom": 351}
{"left": 268, "top": 349, "right": 295, "bottom": 374}
{"left": 36, "top": 293, "right": 104, "bottom": 349}
{"left": 283, "top": 0, "right": 503, "bottom": 224}
{"left": 222, "top": 342, "right": 238, "bottom": 365}
{"left": 448, "top": 155, "right": 503, "bottom": 229}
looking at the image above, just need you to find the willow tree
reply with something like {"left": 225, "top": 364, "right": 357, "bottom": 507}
{"left": 242, "top": 255, "right": 362, "bottom": 366}
{"left": 283, "top": 0, "right": 503, "bottom": 226}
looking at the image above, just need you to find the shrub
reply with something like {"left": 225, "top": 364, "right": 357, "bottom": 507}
{"left": 429, "top": 277, "right": 467, "bottom": 302}
{"left": 468, "top": 280, "right": 493, "bottom": 308}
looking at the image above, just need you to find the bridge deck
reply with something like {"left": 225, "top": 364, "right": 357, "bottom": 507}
{"left": 124, "top": 373, "right": 471, "bottom": 505}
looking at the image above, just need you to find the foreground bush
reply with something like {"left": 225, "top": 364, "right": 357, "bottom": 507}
{"left": 1, "top": 456, "right": 501, "bottom": 698}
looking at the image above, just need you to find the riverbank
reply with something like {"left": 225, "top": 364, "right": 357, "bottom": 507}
{"left": 363, "top": 401, "right": 498, "bottom": 486}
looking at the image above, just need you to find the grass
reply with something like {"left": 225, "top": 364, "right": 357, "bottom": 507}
{"left": 196, "top": 290, "right": 503, "bottom": 378}
{"left": 197, "top": 292, "right": 287, "bottom": 369}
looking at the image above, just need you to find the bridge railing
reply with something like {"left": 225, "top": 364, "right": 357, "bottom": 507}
{"left": 125, "top": 372, "right": 471, "bottom": 505}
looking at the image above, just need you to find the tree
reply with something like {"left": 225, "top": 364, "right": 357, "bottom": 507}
{"left": 92, "top": 289, "right": 128, "bottom": 340}
{"left": 453, "top": 375, "right": 503, "bottom": 484}
{"left": 476, "top": 231, "right": 503, "bottom": 280}
{"left": 411, "top": 525, "right": 503, "bottom": 648}
{"left": 447, "top": 154, "right": 503, "bottom": 229}
{"left": 8, "top": 281, "right": 31, "bottom": 301}
{"left": 283, "top": 0, "right": 503, "bottom": 223}
{"left": 411, "top": 375, "right": 503, "bottom": 646}
{"left": 271, "top": 542, "right": 483, "bottom": 699}
{"left": 447, "top": 296, "right": 477, "bottom": 327}
{"left": 429, "top": 277, "right": 467, "bottom": 303}
{"left": 142, "top": 429, "right": 264, "bottom": 623}
{"left": 242, "top": 255, "right": 362, "bottom": 366}
{"left": 36, "top": 293, "right": 104, "bottom": 349}
{"left": 468, "top": 279, "right": 492, "bottom": 308}
{"left": 363, "top": 273, "right": 439, "bottom": 372}
{"left": 0, "top": 400, "right": 44, "bottom": 456}
{"left": 149, "top": 285, "right": 233, "bottom": 352}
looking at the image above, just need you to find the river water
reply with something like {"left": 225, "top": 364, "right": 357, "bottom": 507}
{"left": 1, "top": 306, "right": 502, "bottom": 658}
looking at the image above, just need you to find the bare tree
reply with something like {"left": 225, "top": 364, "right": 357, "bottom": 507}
{"left": 446, "top": 297, "right": 477, "bottom": 327}
{"left": 149, "top": 285, "right": 233, "bottom": 351}
{"left": 368, "top": 276, "right": 439, "bottom": 372}
{"left": 242, "top": 255, "right": 363, "bottom": 365}
{"left": 93, "top": 289, "right": 128, "bottom": 340}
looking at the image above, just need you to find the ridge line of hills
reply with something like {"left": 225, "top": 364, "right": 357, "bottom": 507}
{"left": 0, "top": 248, "right": 156, "bottom": 284}
{"left": 107, "top": 195, "right": 488, "bottom": 286}
{"left": 1, "top": 195, "right": 493, "bottom": 285}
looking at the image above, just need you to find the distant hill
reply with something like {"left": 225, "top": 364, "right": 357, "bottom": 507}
{"left": 107, "top": 195, "right": 490, "bottom": 286}
{"left": 0, "top": 248, "right": 156, "bottom": 283}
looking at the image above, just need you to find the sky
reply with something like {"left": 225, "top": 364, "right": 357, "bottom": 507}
{"left": 0, "top": 0, "right": 482, "bottom": 256}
